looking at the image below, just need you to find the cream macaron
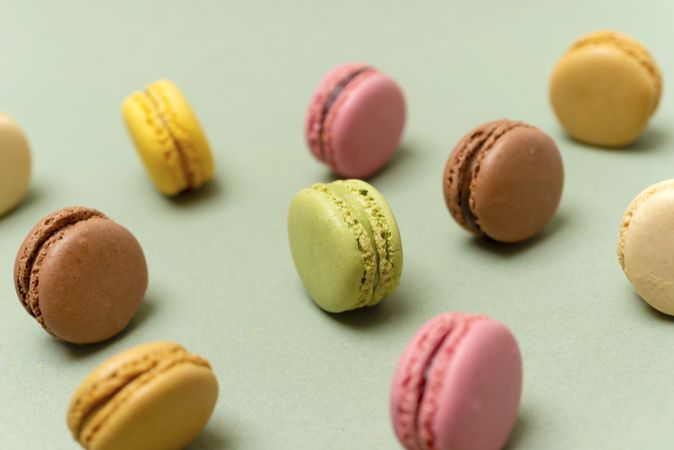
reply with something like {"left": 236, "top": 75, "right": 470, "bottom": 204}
{"left": 618, "top": 180, "right": 674, "bottom": 315}
{"left": 550, "top": 30, "right": 661, "bottom": 147}
{"left": 0, "top": 113, "right": 31, "bottom": 216}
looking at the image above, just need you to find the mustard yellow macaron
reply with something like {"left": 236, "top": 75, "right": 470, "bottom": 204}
{"left": 67, "top": 341, "right": 219, "bottom": 450}
{"left": 123, "top": 79, "right": 215, "bottom": 196}
{"left": 549, "top": 30, "right": 661, "bottom": 147}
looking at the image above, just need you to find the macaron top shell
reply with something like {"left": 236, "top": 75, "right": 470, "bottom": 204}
{"left": 14, "top": 207, "right": 148, "bottom": 344}
{"left": 68, "top": 341, "right": 218, "bottom": 450}
{"left": 444, "top": 120, "right": 564, "bottom": 243}
{"left": 288, "top": 179, "right": 402, "bottom": 312}
{"left": 123, "top": 79, "right": 214, "bottom": 196}
{"left": 549, "top": 30, "right": 661, "bottom": 147}
{"left": 618, "top": 180, "right": 674, "bottom": 315}
{"left": 390, "top": 313, "right": 522, "bottom": 450}
{"left": 305, "top": 63, "right": 406, "bottom": 178}
{"left": 0, "top": 113, "right": 31, "bottom": 216}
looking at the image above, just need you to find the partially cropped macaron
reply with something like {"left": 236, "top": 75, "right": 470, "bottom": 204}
{"left": 443, "top": 119, "right": 564, "bottom": 243}
{"left": 14, "top": 207, "right": 147, "bottom": 344}
{"left": 550, "top": 30, "right": 661, "bottom": 147}
{"left": 618, "top": 180, "right": 674, "bottom": 315}
{"left": 123, "top": 79, "right": 215, "bottom": 196}
{"left": 288, "top": 179, "right": 403, "bottom": 312}
{"left": 390, "top": 313, "right": 523, "bottom": 450}
{"left": 305, "top": 63, "right": 406, "bottom": 178}
{"left": 0, "top": 113, "right": 31, "bottom": 216}
{"left": 67, "top": 341, "right": 219, "bottom": 450}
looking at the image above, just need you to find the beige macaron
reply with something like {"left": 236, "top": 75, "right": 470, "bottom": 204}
{"left": 0, "top": 113, "right": 31, "bottom": 216}
{"left": 618, "top": 180, "right": 674, "bottom": 315}
{"left": 67, "top": 341, "right": 219, "bottom": 450}
{"left": 550, "top": 30, "right": 661, "bottom": 147}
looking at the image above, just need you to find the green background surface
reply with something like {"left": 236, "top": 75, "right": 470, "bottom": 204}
{"left": 1, "top": 1, "right": 673, "bottom": 448}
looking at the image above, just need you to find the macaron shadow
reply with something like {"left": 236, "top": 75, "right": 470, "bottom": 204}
{"left": 324, "top": 286, "right": 412, "bottom": 330}
{"left": 169, "top": 177, "right": 223, "bottom": 208}
{"left": 463, "top": 212, "right": 569, "bottom": 257}
{"left": 316, "top": 142, "right": 417, "bottom": 183}
{"left": 635, "top": 293, "right": 674, "bottom": 323}
{"left": 51, "top": 295, "right": 158, "bottom": 360}
{"left": 186, "top": 422, "right": 237, "bottom": 449}
{"left": 503, "top": 410, "right": 531, "bottom": 450}
{"left": 556, "top": 125, "right": 669, "bottom": 153}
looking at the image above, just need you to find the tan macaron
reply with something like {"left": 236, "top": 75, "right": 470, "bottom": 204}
{"left": 67, "top": 341, "right": 219, "bottom": 450}
{"left": 550, "top": 30, "right": 661, "bottom": 147}
{"left": 618, "top": 180, "right": 674, "bottom": 315}
{"left": 0, "top": 113, "right": 31, "bottom": 216}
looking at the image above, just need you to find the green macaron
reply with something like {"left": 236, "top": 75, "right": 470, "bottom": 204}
{"left": 288, "top": 179, "right": 403, "bottom": 313}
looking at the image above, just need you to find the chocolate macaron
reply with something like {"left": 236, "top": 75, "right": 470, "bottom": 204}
{"left": 14, "top": 207, "right": 148, "bottom": 344}
{"left": 443, "top": 120, "right": 564, "bottom": 243}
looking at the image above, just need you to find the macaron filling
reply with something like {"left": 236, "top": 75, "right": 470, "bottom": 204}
{"left": 145, "top": 88, "right": 196, "bottom": 191}
{"left": 15, "top": 208, "right": 105, "bottom": 323}
{"left": 454, "top": 126, "right": 499, "bottom": 235}
{"left": 317, "top": 66, "right": 374, "bottom": 161}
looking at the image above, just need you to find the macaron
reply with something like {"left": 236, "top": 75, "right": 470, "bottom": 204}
{"left": 618, "top": 180, "right": 674, "bottom": 315}
{"left": 67, "top": 341, "right": 219, "bottom": 450}
{"left": 123, "top": 79, "right": 215, "bottom": 196}
{"left": 390, "top": 313, "right": 523, "bottom": 450}
{"left": 288, "top": 179, "right": 403, "bottom": 312}
{"left": 14, "top": 207, "right": 147, "bottom": 344}
{"left": 0, "top": 113, "right": 31, "bottom": 216}
{"left": 443, "top": 119, "right": 564, "bottom": 243}
{"left": 305, "top": 63, "right": 406, "bottom": 178}
{"left": 549, "top": 30, "right": 661, "bottom": 147}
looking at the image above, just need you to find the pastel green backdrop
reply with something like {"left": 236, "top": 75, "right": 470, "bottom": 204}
{"left": 0, "top": 0, "right": 672, "bottom": 448}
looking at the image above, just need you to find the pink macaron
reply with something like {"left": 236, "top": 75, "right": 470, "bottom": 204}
{"left": 305, "top": 62, "right": 406, "bottom": 178}
{"left": 390, "top": 313, "right": 523, "bottom": 450}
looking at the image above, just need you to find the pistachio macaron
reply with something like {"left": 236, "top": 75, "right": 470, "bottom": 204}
{"left": 0, "top": 113, "right": 31, "bottom": 216}
{"left": 288, "top": 179, "right": 403, "bottom": 312}
{"left": 123, "top": 79, "right": 215, "bottom": 196}
{"left": 618, "top": 180, "right": 674, "bottom": 315}
{"left": 67, "top": 341, "right": 219, "bottom": 450}
{"left": 549, "top": 30, "right": 661, "bottom": 147}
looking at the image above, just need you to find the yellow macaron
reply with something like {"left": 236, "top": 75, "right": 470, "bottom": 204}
{"left": 123, "top": 79, "right": 214, "bottom": 196}
{"left": 67, "top": 341, "right": 219, "bottom": 450}
{"left": 549, "top": 30, "right": 661, "bottom": 147}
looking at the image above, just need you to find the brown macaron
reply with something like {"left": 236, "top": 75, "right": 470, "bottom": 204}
{"left": 14, "top": 207, "right": 148, "bottom": 344}
{"left": 443, "top": 120, "right": 564, "bottom": 243}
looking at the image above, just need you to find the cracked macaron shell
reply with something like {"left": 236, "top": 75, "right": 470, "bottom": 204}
{"left": 0, "top": 113, "right": 31, "bottom": 216}
{"left": 618, "top": 180, "right": 674, "bottom": 315}
{"left": 123, "top": 79, "right": 214, "bottom": 196}
{"left": 549, "top": 29, "right": 661, "bottom": 147}
{"left": 67, "top": 341, "right": 218, "bottom": 450}
{"left": 390, "top": 313, "right": 522, "bottom": 450}
{"left": 443, "top": 120, "right": 564, "bottom": 243}
{"left": 288, "top": 179, "right": 402, "bottom": 312}
{"left": 304, "top": 63, "right": 406, "bottom": 178}
{"left": 13, "top": 207, "right": 148, "bottom": 344}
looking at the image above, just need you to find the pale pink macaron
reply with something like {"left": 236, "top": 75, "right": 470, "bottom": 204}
{"left": 305, "top": 62, "right": 406, "bottom": 178}
{"left": 390, "top": 313, "right": 523, "bottom": 450}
